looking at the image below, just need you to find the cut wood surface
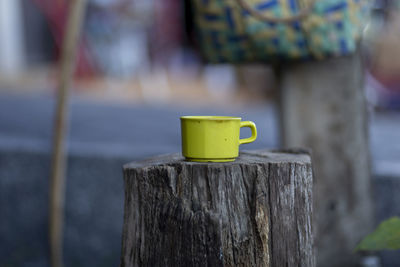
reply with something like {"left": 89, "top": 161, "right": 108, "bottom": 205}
{"left": 121, "top": 149, "right": 314, "bottom": 267}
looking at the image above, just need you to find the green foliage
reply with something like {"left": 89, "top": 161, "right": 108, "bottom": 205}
{"left": 355, "top": 217, "right": 400, "bottom": 251}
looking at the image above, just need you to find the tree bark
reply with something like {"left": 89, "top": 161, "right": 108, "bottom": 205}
{"left": 121, "top": 150, "right": 314, "bottom": 267}
{"left": 277, "top": 53, "right": 373, "bottom": 267}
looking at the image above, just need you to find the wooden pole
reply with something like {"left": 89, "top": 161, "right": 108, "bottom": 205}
{"left": 277, "top": 53, "right": 373, "bottom": 266}
{"left": 49, "top": 1, "right": 87, "bottom": 267}
{"left": 121, "top": 150, "right": 315, "bottom": 267}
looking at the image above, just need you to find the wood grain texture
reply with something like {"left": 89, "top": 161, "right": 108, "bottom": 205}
{"left": 121, "top": 150, "right": 314, "bottom": 267}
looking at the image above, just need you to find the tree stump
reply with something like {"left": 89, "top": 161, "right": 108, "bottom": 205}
{"left": 277, "top": 53, "right": 373, "bottom": 266}
{"left": 120, "top": 150, "right": 314, "bottom": 267}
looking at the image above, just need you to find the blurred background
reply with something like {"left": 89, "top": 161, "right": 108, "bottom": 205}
{"left": 0, "top": 0, "right": 399, "bottom": 266}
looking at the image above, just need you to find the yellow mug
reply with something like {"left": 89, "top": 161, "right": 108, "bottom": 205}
{"left": 180, "top": 116, "right": 257, "bottom": 162}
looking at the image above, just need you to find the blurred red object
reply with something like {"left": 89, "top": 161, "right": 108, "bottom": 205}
{"left": 369, "top": 11, "right": 400, "bottom": 92}
{"left": 31, "top": 0, "right": 96, "bottom": 77}
{"left": 151, "top": 0, "right": 183, "bottom": 64}
{"left": 365, "top": 10, "right": 400, "bottom": 109}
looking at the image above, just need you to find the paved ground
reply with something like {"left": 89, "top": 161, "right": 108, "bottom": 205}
{"left": 1, "top": 92, "right": 398, "bottom": 174}
{"left": 370, "top": 111, "right": 400, "bottom": 177}
{"left": 0, "top": 92, "right": 399, "bottom": 266}
{"left": 0, "top": 92, "right": 278, "bottom": 158}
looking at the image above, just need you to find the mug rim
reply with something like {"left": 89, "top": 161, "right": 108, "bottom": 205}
{"left": 180, "top": 116, "right": 241, "bottom": 121}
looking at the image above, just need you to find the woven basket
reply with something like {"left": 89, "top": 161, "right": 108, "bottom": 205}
{"left": 192, "top": 0, "right": 371, "bottom": 63}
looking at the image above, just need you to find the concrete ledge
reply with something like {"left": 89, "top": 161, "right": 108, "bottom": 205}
{"left": 0, "top": 149, "right": 128, "bottom": 267}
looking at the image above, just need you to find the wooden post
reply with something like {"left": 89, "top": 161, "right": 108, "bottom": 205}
{"left": 49, "top": 1, "right": 87, "bottom": 267}
{"left": 277, "top": 53, "right": 373, "bottom": 266}
{"left": 121, "top": 150, "right": 315, "bottom": 267}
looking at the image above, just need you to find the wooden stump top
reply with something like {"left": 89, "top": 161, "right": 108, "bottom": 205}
{"left": 123, "top": 149, "right": 311, "bottom": 169}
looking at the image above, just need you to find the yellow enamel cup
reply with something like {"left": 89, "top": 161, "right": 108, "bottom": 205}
{"left": 180, "top": 116, "right": 257, "bottom": 162}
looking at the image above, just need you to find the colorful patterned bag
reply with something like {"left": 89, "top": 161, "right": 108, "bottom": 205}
{"left": 192, "top": 0, "right": 371, "bottom": 63}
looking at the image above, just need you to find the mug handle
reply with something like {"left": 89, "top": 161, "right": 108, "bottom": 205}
{"left": 239, "top": 121, "right": 257, "bottom": 145}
